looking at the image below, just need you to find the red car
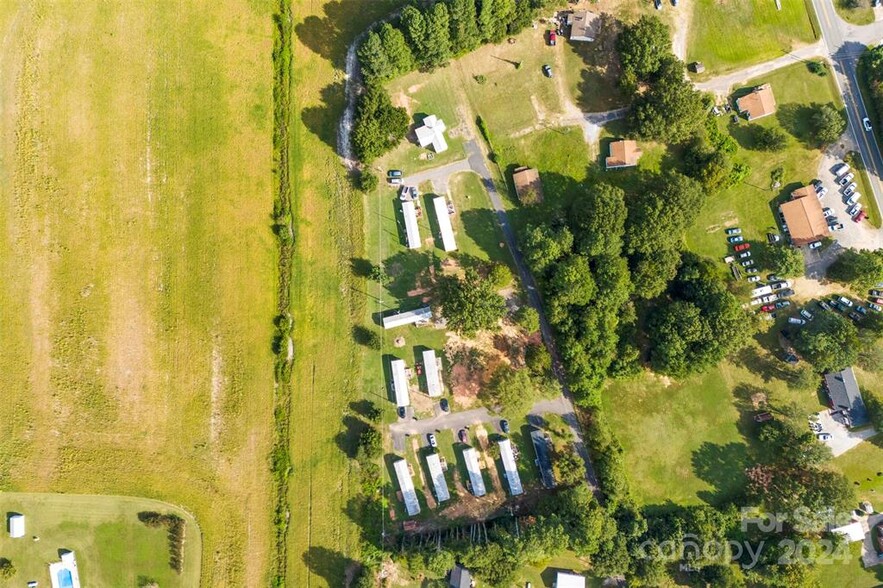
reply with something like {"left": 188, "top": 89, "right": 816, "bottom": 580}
{"left": 873, "top": 298, "right": 883, "bottom": 305}
{"left": 761, "top": 304, "right": 776, "bottom": 312}
{"left": 548, "top": 30, "right": 557, "bottom": 46}
{"left": 734, "top": 243, "right": 750, "bottom": 252}
{"left": 854, "top": 210, "right": 867, "bottom": 223}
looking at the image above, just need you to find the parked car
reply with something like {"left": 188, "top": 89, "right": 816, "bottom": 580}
{"left": 800, "top": 309, "right": 814, "bottom": 321}
{"left": 458, "top": 429, "right": 468, "bottom": 444}
{"left": 857, "top": 305, "right": 869, "bottom": 315}
{"left": 734, "top": 243, "right": 750, "bottom": 252}
{"left": 389, "top": 177, "right": 404, "bottom": 185}
{"left": 779, "top": 288, "right": 795, "bottom": 297}
{"left": 873, "top": 297, "right": 883, "bottom": 304}
{"left": 809, "top": 422, "right": 823, "bottom": 432}
{"left": 846, "top": 193, "right": 862, "bottom": 206}
{"left": 839, "top": 296, "right": 854, "bottom": 307}
{"left": 542, "top": 64, "right": 554, "bottom": 78}
{"left": 855, "top": 210, "right": 868, "bottom": 223}
{"left": 738, "top": 251, "right": 752, "bottom": 259}
{"left": 788, "top": 317, "right": 806, "bottom": 325}
{"left": 871, "top": 290, "right": 883, "bottom": 297}
{"left": 548, "top": 30, "right": 557, "bottom": 45}
{"left": 839, "top": 173, "right": 855, "bottom": 186}
{"left": 809, "top": 241, "right": 822, "bottom": 250}
{"left": 847, "top": 203, "right": 862, "bottom": 216}
{"left": 654, "top": 0, "right": 662, "bottom": 9}
{"left": 761, "top": 304, "right": 776, "bottom": 312}
{"left": 768, "top": 274, "right": 782, "bottom": 282}
{"left": 728, "top": 235, "right": 744, "bottom": 244}
{"left": 746, "top": 267, "right": 759, "bottom": 274}
{"left": 831, "top": 223, "right": 844, "bottom": 231}
{"left": 830, "top": 299, "right": 842, "bottom": 310}
{"left": 771, "top": 281, "right": 791, "bottom": 291}
{"left": 775, "top": 300, "right": 791, "bottom": 309}
{"left": 440, "top": 398, "right": 449, "bottom": 412}
{"left": 817, "top": 187, "right": 828, "bottom": 199}
{"left": 812, "top": 179, "right": 823, "bottom": 190}
{"left": 767, "top": 232, "right": 781, "bottom": 244}
{"left": 428, "top": 433, "right": 437, "bottom": 448}
{"left": 818, "top": 300, "right": 833, "bottom": 311}
{"left": 844, "top": 183, "right": 858, "bottom": 196}
{"left": 387, "top": 169, "right": 403, "bottom": 178}
{"left": 850, "top": 311, "right": 864, "bottom": 322}
{"left": 500, "top": 419, "right": 510, "bottom": 434}
{"left": 747, "top": 276, "right": 761, "bottom": 283}
{"left": 869, "top": 302, "right": 882, "bottom": 312}
{"left": 823, "top": 207, "right": 834, "bottom": 218}
{"left": 397, "top": 406, "right": 406, "bottom": 419}
{"left": 741, "top": 260, "right": 754, "bottom": 267}
{"left": 818, "top": 432, "right": 832, "bottom": 441}
{"left": 864, "top": 117, "right": 873, "bottom": 132}
{"left": 725, "top": 227, "right": 742, "bottom": 235}
{"left": 833, "top": 162, "right": 850, "bottom": 176}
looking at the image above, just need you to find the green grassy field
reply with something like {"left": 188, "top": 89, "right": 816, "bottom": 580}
{"left": 686, "top": 62, "right": 843, "bottom": 259}
{"left": 831, "top": 433, "right": 883, "bottom": 503}
{"left": 816, "top": 542, "right": 883, "bottom": 587}
{"left": 0, "top": 493, "right": 200, "bottom": 587}
{"left": 0, "top": 3, "right": 276, "bottom": 585}
{"left": 687, "top": 0, "right": 819, "bottom": 75}
{"left": 833, "top": 0, "right": 875, "bottom": 25}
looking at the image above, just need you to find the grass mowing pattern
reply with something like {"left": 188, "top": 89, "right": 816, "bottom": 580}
{"left": 271, "top": 1, "right": 294, "bottom": 586}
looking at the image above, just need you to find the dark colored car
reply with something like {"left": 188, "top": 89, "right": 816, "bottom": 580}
{"left": 727, "top": 236, "right": 744, "bottom": 244}
{"left": 458, "top": 429, "right": 468, "bottom": 444}
{"left": 387, "top": 169, "right": 403, "bottom": 178}
{"left": 542, "top": 64, "right": 553, "bottom": 77}
{"left": 397, "top": 406, "right": 406, "bottom": 419}
{"left": 439, "top": 398, "right": 449, "bottom": 412}
{"left": 500, "top": 419, "right": 510, "bottom": 434}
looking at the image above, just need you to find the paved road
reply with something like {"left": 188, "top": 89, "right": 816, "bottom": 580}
{"left": 810, "top": 0, "right": 883, "bottom": 229}
{"left": 402, "top": 158, "right": 471, "bottom": 193}
{"left": 695, "top": 42, "right": 826, "bottom": 96}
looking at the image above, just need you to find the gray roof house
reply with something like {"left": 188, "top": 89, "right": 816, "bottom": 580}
{"left": 449, "top": 564, "right": 473, "bottom": 588}
{"left": 824, "top": 367, "right": 869, "bottom": 428}
{"left": 530, "top": 427, "right": 556, "bottom": 489}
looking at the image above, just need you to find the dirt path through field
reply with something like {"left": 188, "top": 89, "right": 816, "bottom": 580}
{"left": 671, "top": 3, "right": 692, "bottom": 62}
{"left": 475, "top": 425, "right": 504, "bottom": 499}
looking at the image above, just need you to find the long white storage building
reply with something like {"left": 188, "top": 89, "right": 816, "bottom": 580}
{"left": 432, "top": 196, "right": 457, "bottom": 252}
{"left": 425, "top": 452, "right": 450, "bottom": 502}
{"left": 382, "top": 306, "right": 432, "bottom": 329}
{"left": 402, "top": 200, "right": 421, "bottom": 249}
{"left": 499, "top": 438, "right": 523, "bottom": 496}
{"left": 423, "top": 349, "right": 443, "bottom": 397}
{"left": 462, "top": 447, "right": 486, "bottom": 497}
{"left": 393, "top": 458, "right": 421, "bottom": 516}
{"left": 390, "top": 358, "right": 410, "bottom": 407}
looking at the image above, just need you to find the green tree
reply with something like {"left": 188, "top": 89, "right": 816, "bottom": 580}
{"left": 352, "top": 88, "right": 409, "bottom": 162}
{"left": 521, "top": 223, "right": 573, "bottom": 274}
{"left": 439, "top": 267, "right": 506, "bottom": 335}
{"left": 357, "top": 31, "right": 392, "bottom": 83}
{"left": 764, "top": 245, "right": 805, "bottom": 278}
{"left": 630, "top": 249, "right": 681, "bottom": 300}
{"left": 400, "top": 6, "right": 427, "bottom": 59}
{"left": 827, "top": 249, "right": 883, "bottom": 289}
{"left": 626, "top": 171, "right": 706, "bottom": 254}
{"left": 616, "top": 15, "right": 672, "bottom": 84}
{"left": 525, "top": 342, "right": 551, "bottom": 374}
{"left": 425, "top": 549, "right": 455, "bottom": 578}
{"left": 631, "top": 56, "right": 705, "bottom": 143}
{"left": 864, "top": 389, "right": 883, "bottom": 430}
{"left": 793, "top": 312, "right": 860, "bottom": 372}
{"left": 0, "top": 559, "right": 14, "bottom": 580}
{"left": 448, "top": 0, "right": 480, "bottom": 54}
{"left": 684, "top": 141, "right": 737, "bottom": 193}
{"left": 753, "top": 125, "right": 789, "bottom": 151}
{"left": 549, "top": 255, "right": 597, "bottom": 307}
{"left": 515, "top": 305, "right": 540, "bottom": 333}
{"left": 554, "top": 445, "right": 585, "bottom": 486}
{"left": 491, "top": 0, "right": 517, "bottom": 41}
{"left": 358, "top": 170, "right": 378, "bottom": 193}
{"left": 810, "top": 103, "right": 847, "bottom": 146}
{"left": 423, "top": 2, "right": 453, "bottom": 70}
{"left": 488, "top": 262, "right": 513, "bottom": 289}
{"left": 570, "top": 183, "right": 627, "bottom": 257}
{"left": 476, "top": 0, "right": 496, "bottom": 42}
{"left": 482, "top": 366, "right": 537, "bottom": 414}
{"left": 378, "top": 23, "right": 414, "bottom": 77}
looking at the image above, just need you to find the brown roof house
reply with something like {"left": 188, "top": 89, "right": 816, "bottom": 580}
{"left": 605, "top": 140, "right": 641, "bottom": 170}
{"left": 512, "top": 166, "right": 543, "bottom": 204}
{"left": 736, "top": 84, "right": 777, "bottom": 121}
{"left": 567, "top": 11, "right": 600, "bottom": 42}
{"left": 779, "top": 185, "right": 830, "bottom": 246}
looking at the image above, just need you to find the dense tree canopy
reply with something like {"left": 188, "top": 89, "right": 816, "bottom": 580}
{"left": 616, "top": 15, "right": 672, "bottom": 85}
{"left": 570, "top": 183, "right": 627, "bottom": 257}
{"left": 810, "top": 103, "right": 847, "bottom": 146}
{"left": 793, "top": 312, "right": 859, "bottom": 372}
{"left": 439, "top": 267, "right": 506, "bottom": 335}
{"left": 630, "top": 56, "right": 706, "bottom": 142}
{"left": 351, "top": 87, "right": 409, "bottom": 162}
{"left": 763, "top": 244, "right": 805, "bottom": 278}
{"left": 827, "top": 249, "right": 883, "bottom": 290}
{"left": 625, "top": 171, "right": 707, "bottom": 254}
{"left": 753, "top": 125, "right": 789, "bottom": 151}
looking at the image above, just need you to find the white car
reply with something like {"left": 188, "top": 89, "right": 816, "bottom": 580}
{"left": 846, "top": 193, "right": 861, "bottom": 206}
{"left": 823, "top": 207, "right": 834, "bottom": 218}
{"left": 869, "top": 302, "right": 882, "bottom": 312}
{"left": 816, "top": 187, "right": 828, "bottom": 199}
{"left": 864, "top": 117, "right": 872, "bottom": 132}
{"left": 831, "top": 223, "right": 844, "bottom": 231}
{"left": 839, "top": 173, "right": 855, "bottom": 186}
{"left": 844, "top": 183, "right": 857, "bottom": 196}
{"left": 809, "top": 241, "right": 822, "bottom": 249}
{"left": 747, "top": 276, "right": 761, "bottom": 283}
{"left": 833, "top": 163, "right": 850, "bottom": 177}
{"left": 847, "top": 203, "right": 862, "bottom": 216}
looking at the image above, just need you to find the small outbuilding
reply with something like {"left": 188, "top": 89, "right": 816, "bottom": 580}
{"left": 390, "top": 358, "right": 411, "bottom": 408}
{"left": 511, "top": 166, "right": 544, "bottom": 204}
{"left": 567, "top": 10, "right": 600, "bottom": 42}
{"left": 425, "top": 452, "right": 450, "bottom": 502}
{"left": 736, "top": 83, "right": 777, "bottom": 120}
{"left": 401, "top": 199, "right": 422, "bottom": 249}
{"left": 382, "top": 306, "right": 432, "bottom": 329}
{"left": 415, "top": 114, "right": 448, "bottom": 153}
{"left": 530, "top": 428, "right": 556, "bottom": 489}
{"left": 423, "top": 349, "right": 444, "bottom": 397}
{"left": 449, "top": 564, "right": 473, "bottom": 588}
{"left": 393, "top": 458, "right": 421, "bottom": 517}
{"left": 830, "top": 521, "right": 866, "bottom": 543}
{"left": 462, "top": 447, "right": 487, "bottom": 497}
{"left": 8, "top": 513, "right": 25, "bottom": 538}
{"left": 605, "top": 139, "right": 641, "bottom": 170}
{"left": 555, "top": 571, "right": 587, "bottom": 588}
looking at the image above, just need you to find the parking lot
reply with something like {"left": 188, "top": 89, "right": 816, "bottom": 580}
{"left": 814, "top": 409, "right": 879, "bottom": 457}
{"left": 816, "top": 153, "right": 883, "bottom": 251}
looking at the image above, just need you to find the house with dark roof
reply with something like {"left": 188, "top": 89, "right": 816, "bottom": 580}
{"left": 449, "top": 564, "right": 473, "bottom": 588}
{"left": 512, "top": 166, "right": 544, "bottom": 204}
{"left": 824, "top": 367, "right": 869, "bottom": 428}
{"left": 530, "top": 427, "right": 556, "bottom": 489}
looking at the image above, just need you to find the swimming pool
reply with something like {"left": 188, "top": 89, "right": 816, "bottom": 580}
{"left": 57, "top": 569, "right": 73, "bottom": 588}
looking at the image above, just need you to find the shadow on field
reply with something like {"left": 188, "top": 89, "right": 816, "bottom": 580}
{"left": 459, "top": 208, "right": 508, "bottom": 263}
{"left": 300, "top": 82, "right": 344, "bottom": 153}
{"left": 691, "top": 441, "right": 749, "bottom": 506}
{"left": 302, "top": 546, "right": 357, "bottom": 587}
{"left": 336, "top": 415, "right": 370, "bottom": 459}
{"left": 776, "top": 103, "right": 817, "bottom": 147}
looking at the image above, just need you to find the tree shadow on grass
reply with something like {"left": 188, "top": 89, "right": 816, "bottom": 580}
{"left": 303, "top": 546, "right": 358, "bottom": 588}
{"left": 381, "top": 249, "right": 437, "bottom": 300}
{"left": 776, "top": 103, "right": 817, "bottom": 147}
{"left": 459, "top": 208, "right": 509, "bottom": 264}
{"left": 300, "top": 81, "right": 345, "bottom": 154}
{"left": 350, "top": 257, "right": 374, "bottom": 278}
{"left": 691, "top": 441, "right": 750, "bottom": 507}
{"left": 336, "top": 415, "right": 369, "bottom": 459}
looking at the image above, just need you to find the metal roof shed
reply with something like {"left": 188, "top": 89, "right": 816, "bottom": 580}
{"left": 393, "top": 458, "right": 421, "bottom": 516}
{"left": 432, "top": 196, "right": 457, "bottom": 252}
{"left": 462, "top": 447, "right": 486, "bottom": 497}
{"left": 390, "top": 359, "right": 411, "bottom": 407}
{"left": 425, "top": 452, "right": 450, "bottom": 502}
{"left": 499, "top": 438, "right": 523, "bottom": 496}
{"left": 423, "top": 349, "right": 443, "bottom": 397}
{"left": 382, "top": 306, "right": 432, "bottom": 329}
{"left": 556, "top": 572, "right": 587, "bottom": 588}
{"left": 402, "top": 200, "right": 421, "bottom": 249}
{"left": 8, "top": 514, "right": 24, "bottom": 538}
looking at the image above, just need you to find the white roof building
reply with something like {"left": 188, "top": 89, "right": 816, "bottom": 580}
{"left": 49, "top": 550, "right": 81, "bottom": 588}
{"left": 555, "top": 572, "right": 586, "bottom": 588}
{"left": 499, "top": 438, "right": 523, "bottom": 496}
{"left": 393, "top": 459, "right": 421, "bottom": 517}
{"left": 390, "top": 358, "right": 411, "bottom": 407}
{"left": 415, "top": 115, "right": 448, "bottom": 153}
{"left": 830, "top": 521, "right": 866, "bottom": 543}
{"left": 423, "top": 349, "right": 443, "bottom": 398}
{"left": 382, "top": 306, "right": 432, "bottom": 329}
{"left": 401, "top": 200, "right": 421, "bottom": 249}
{"left": 432, "top": 196, "right": 457, "bottom": 252}
{"left": 425, "top": 452, "right": 450, "bottom": 502}
{"left": 8, "top": 514, "right": 24, "bottom": 538}
{"left": 462, "top": 447, "right": 486, "bottom": 497}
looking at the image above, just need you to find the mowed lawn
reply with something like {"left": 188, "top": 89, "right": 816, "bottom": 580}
{"left": 686, "top": 62, "right": 843, "bottom": 259}
{"left": 0, "top": 493, "right": 200, "bottom": 587}
{"left": 687, "top": 0, "right": 818, "bottom": 75}
{"left": 0, "top": 3, "right": 275, "bottom": 586}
